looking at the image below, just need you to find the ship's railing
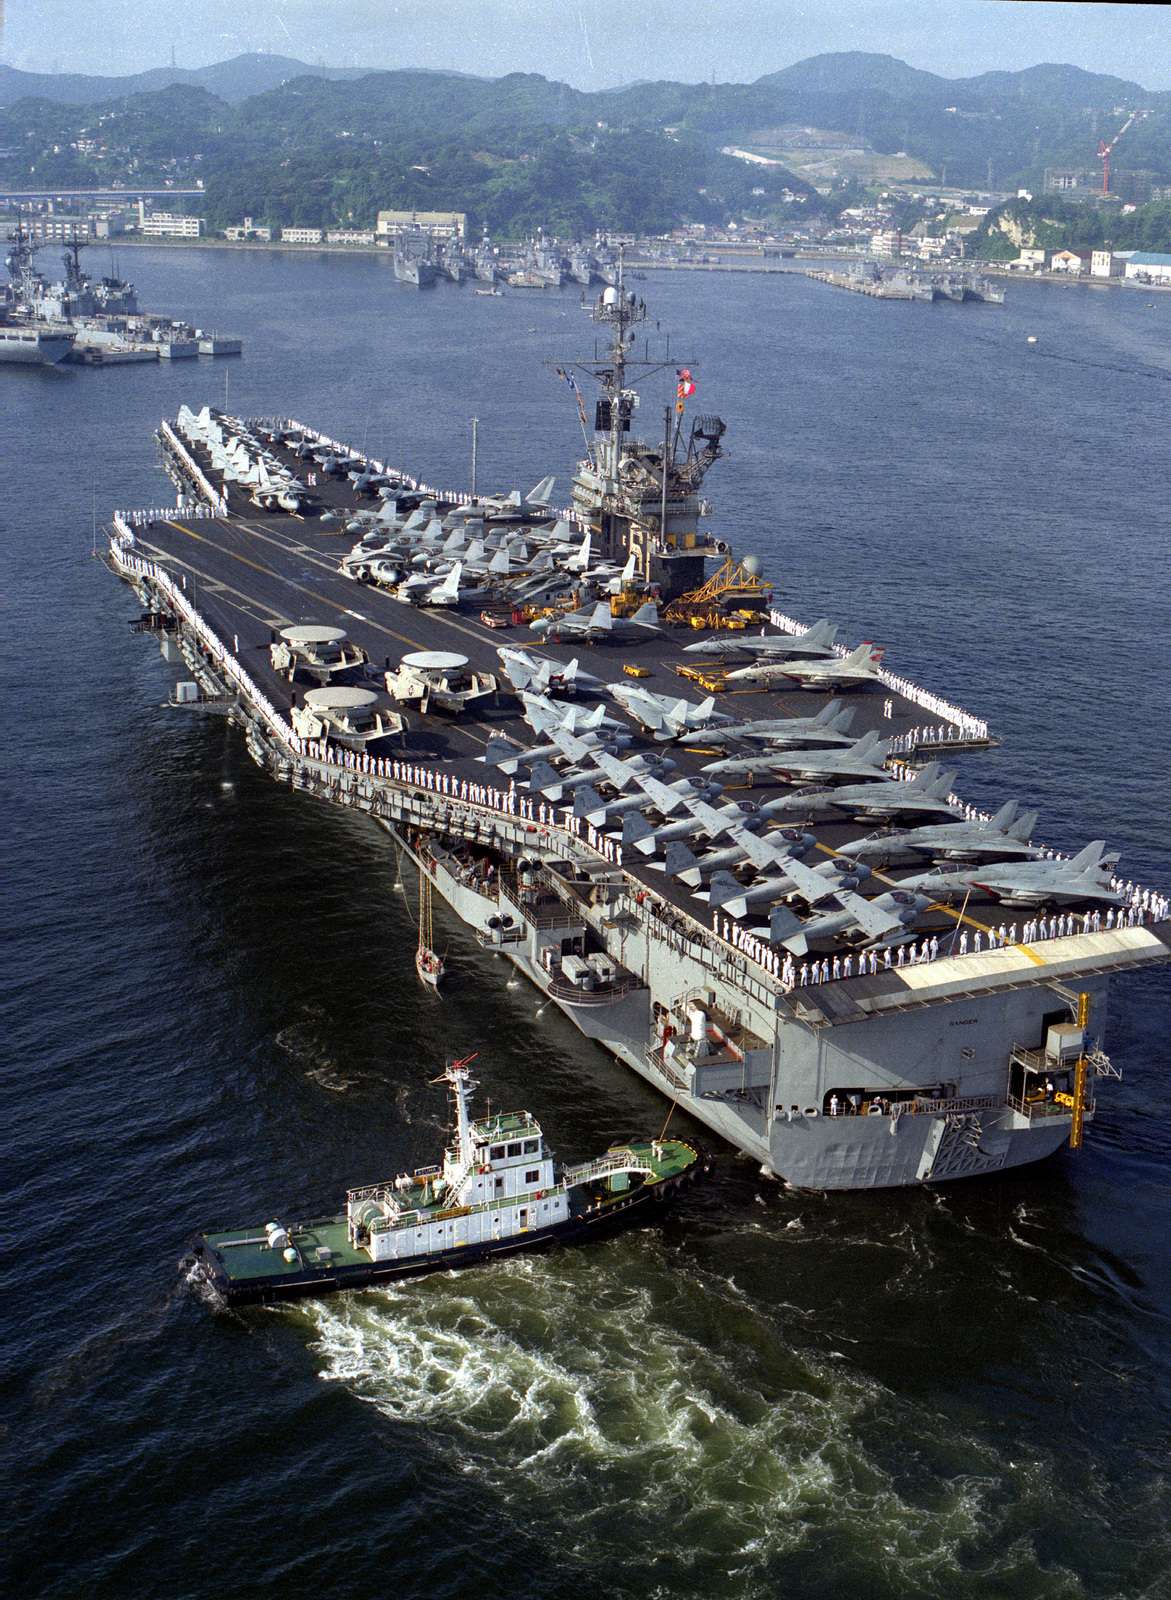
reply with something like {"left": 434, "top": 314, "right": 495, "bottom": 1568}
{"left": 644, "top": 1046, "right": 693, "bottom": 1095}
{"left": 498, "top": 873, "right": 580, "bottom": 929}
{"left": 1007, "top": 1093, "right": 1093, "bottom": 1121}
{"left": 562, "top": 1150, "right": 655, "bottom": 1186}
{"left": 828, "top": 1093, "right": 1005, "bottom": 1119}
{"left": 109, "top": 524, "right": 294, "bottom": 746}
{"left": 547, "top": 975, "right": 634, "bottom": 1005}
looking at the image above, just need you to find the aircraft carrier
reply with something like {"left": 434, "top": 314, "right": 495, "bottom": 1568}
{"left": 103, "top": 262, "right": 1170, "bottom": 1191}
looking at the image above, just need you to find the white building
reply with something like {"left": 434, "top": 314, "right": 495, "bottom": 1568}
{"left": 138, "top": 205, "right": 204, "bottom": 238}
{"left": 225, "top": 216, "right": 272, "bottom": 242}
{"left": 1050, "top": 250, "right": 1091, "bottom": 275}
{"left": 280, "top": 227, "right": 324, "bottom": 245}
{"left": 326, "top": 230, "right": 375, "bottom": 246}
{"left": 1123, "top": 252, "right": 1171, "bottom": 283}
{"left": 1090, "top": 250, "right": 1124, "bottom": 279}
{"left": 870, "top": 229, "right": 902, "bottom": 258}
{"left": 1009, "top": 247, "right": 1048, "bottom": 271}
{"left": 376, "top": 210, "right": 467, "bottom": 243}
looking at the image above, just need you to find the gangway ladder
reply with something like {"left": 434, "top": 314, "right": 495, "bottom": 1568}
{"left": 1070, "top": 991, "right": 1090, "bottom": 1150}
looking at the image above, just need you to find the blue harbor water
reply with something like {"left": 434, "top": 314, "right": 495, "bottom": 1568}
{"left": 4, "top": 248, "right": 1170, "bottom": 1599}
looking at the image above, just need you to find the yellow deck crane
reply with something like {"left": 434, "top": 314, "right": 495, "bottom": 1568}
{"left": 661, "top": 556, "right": 773, "bottom": 631}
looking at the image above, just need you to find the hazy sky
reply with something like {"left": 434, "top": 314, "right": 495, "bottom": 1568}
{"left": 6, "top": 0, "right": 1170, "bottom": 92}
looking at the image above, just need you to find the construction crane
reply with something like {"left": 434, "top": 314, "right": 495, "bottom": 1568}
{"left": 1099, "top": 110, "right": 1139, "bottom": 196}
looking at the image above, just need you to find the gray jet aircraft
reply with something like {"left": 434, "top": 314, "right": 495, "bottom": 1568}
{"left": 898, "top": 841, "right": 1124, "bottom": 908}
{"left": 682, "top": 618, "right": 839, "bottom": 659}
{"left": 707, "top": 857, "right": 872, "bottom": 919}
{"left": 837, "top": 801, "right": 1043, "bottom": 865}
{"left": 700, "top": 728, "right": 892, "bottom": 783}
{"left": 725, "top": 641, "right": 885, "bottom": 690}
{"left": 761, "top": 761, "right": 959, "bottom": 821}
{"left": 677, "top": 700, "right": 857, "bottom": 750}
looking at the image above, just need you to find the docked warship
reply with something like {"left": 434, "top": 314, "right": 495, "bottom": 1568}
{"left": 104, "top": 258, "right": 1169, "bottom": 1191}
{"left": 2, "top": 214, "right": 242, "bottom": 364}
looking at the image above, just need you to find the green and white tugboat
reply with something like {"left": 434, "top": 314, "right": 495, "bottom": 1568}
{"left": 189, "top": 1056, "right": 711, "bottom": 1308}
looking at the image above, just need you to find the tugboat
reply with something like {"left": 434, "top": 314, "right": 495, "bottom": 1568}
{"left": 188, "top": 1057, "right": 712, "bottom": 1307}
{"left": 415, "top": 863, "right": 445, "bottom": 988}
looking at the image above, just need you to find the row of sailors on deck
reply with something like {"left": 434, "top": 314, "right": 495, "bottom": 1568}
{"left": 879, "top": 672, "right": 989, "bottom": 740}
{"left": 1111, "top": 880, "right": 1167, "bottom": 917}
{"left": 118, "top": 505, "right": 225, "bottom": 525}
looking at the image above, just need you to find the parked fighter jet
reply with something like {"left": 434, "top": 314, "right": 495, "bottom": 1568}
{"left": 760, "top": 761, "right": 959, "bottom": 821}
{"left": 708, "top": 857, "right": 872, "bottom": 919}
{"left": 837, "top": 802, "right": 1043, "bottom": 866}
{"left": 699, "top": 729, "right": 892, "bottom": 783}
{"left": 572, "top": 777, "right": 722, "bottom": 828}
{"left": 665, "top": 831, "right": 815, "bottom": 888}
{"left": 442, "top": 476, "right": 557, "bottom": 524}
{"left": 528, "top": 751, "right": 675, "bottom": 802}
{"left": 529, "top": 599, "right": 659, "bottom": 642}
{"left": 483, "top": 733, "right": 605, "bottom": 775}
{"left": 677, "top": 701, "right": 857, "bottom": 750}
{"left": 771, "top": 889, "right": 931, "bottom": 956}
{"left": 496, "top": 647, "right": 603, "bottom": 696}
{"left": 521, "top": 693, "right": 629, "bottom": 737}
{"left": 247, "top": 460, "right": 303, "bottom": 514}
{"left": 682, "top": 618, "right": 839, "bottom": 659}
{"left": 610, "top": 683, "right": 735, "bottom": 742}
{"left": 898, "top": 841, "right": 1124, "bottom": 908}
{"left": 695, "top": 824, "right": 930, "bottom": 950}
{"left": 622, "top": 799, "right": 762, "bottom": 855}
{"left": 397, "top": 562, "right": 463, "bottom": 608}
{"left": 312, "top": 448, "right": 353, "bottom": 478}
{"left": 726, "top": 641, "right": 885, "bottom": 691}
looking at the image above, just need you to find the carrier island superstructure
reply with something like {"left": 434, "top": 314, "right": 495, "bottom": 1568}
{"left": 104, "top": 267, "right": 1170, "bottom": 1191}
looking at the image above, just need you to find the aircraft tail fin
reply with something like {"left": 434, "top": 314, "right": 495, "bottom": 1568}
{"left": 431, "top": 561, "right": 462, "bottom": 599}
{"left": 693, "top": 696, "right": 715, "bottom": 723}
{"left": 908, "top": 760, "right": 942, "bottom": 790}
{"left": 622, "top": 811, "right": 653, "bottom": 847}
{"left": 665, "top": 841, "right": 701, "bottom": 880}
{"left": 484, "top": 735, "right": 520, "bottom": 771}
{"left": 528, "top": 760, "right": 563, "bottom": 797}
{"left": 525, "top": 474, "right": 555, "bottom": 506}
{"left": 488, "top": 548, "right": 512, "bottom": 574}
{"left": 574, "top": 785, "right": 608, "bottom": 823}
{"left": 631, "top": 600, "right": 659, "bottom": 627}
{"left": 1069, "top": 840, "right": 1109, "bottom": 871}
{"left": 813, "top": 697, "right": 843, "bottom": 726}
{"left": 566, "top": 531, "right": 591, "bottom": 572}
{"left": 1009, "top": 810, "right": 1039, "bottom": 842}
{"left": 708, "top": 871, "right": 746, "bottom": 911}
{"left": 588, "top": 602, "right": 613, "bottom": 631}
{"left": 989, "top": 799, "right": 1019, "bottom": 833}
{"left": 771, "top": 905, "right": 806, "bottom": 950}
{"left": 803, "top": 618, "right": 838, "bottom": 649}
